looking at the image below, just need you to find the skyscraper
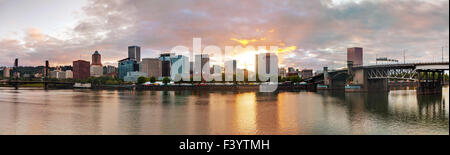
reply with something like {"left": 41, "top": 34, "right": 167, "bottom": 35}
{"left": 225, "top": 60, "right": 237, "bottom": 74}
{"left": 73, "top": 60, "right": 90, "bottom": 80}
{"left": 255, "top": 53, "right": 277, "bottom": 75}
{"left": 171, "top": 55, "right": 189, "bottom": 76}
{"left": 347, "top": 47, "right": 363, "bottom": 66}
{"left": 159, "top": 53, "right": 175, "bottom": 77}
{"left": 195, "top": 54, "right": 210, "bottom": 72}
{"left": 128, "top": 46, "right": 141, "bottom": 62}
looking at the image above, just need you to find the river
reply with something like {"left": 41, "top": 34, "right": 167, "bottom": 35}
{"left": 0, "top": 87, "right": 448, "bottom": 135}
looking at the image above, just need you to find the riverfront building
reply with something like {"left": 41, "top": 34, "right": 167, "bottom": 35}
{"left": 65, "top": 70, "right": 73, "bottom": 79}
{"left": 118, "top": 58, "right": 139, "bottom": 79}
{"left": 141, "top": 58, "right": 162, "bottom": 78}
{"left": 2, "top": 67, "right": 11, "bottom": 79}
{"left": 90, "top": 65, "right": 103, "bottom": 77}
{"left": 128, "top": 46, "right": 141, "bottom": 62}
{"left": 90, "top": 51, "right": 103, "bottom": 77}
{"left": 103, "top": 65, "right": 117, "bottom": 74}
{"left": 255, "top": 53, "right": 278, "bottom": 75}
{"left": 224, "top": 60, "right": 237, "bottom": 74}
{"left": 160, "top": 53, "right": 175, "bottom": 77}
{"left": 347, "top": 47, "right": 363, "bottom": 66}
{"left": 301, "top": 69, "right": 313, "bottom": 79}
{"left": 171, "top": 55, "right": 189, "bottom": 76}
{"left": 73, "top": 60, "right": 91, "bottom": 80}
{"left": 194, "top": 54, "right": 210, "bottom": 75}
{"left": 124, "top": 71, "right": 148, "bottom": 82}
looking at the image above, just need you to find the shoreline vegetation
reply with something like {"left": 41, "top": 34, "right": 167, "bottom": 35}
{"left": 1, "top": 74, "right": 449, "bottom": 91}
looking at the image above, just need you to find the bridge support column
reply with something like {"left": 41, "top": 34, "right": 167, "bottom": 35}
{"left": 346, "top": 68, "right": 389, "bottom": 93}
{"left": 366, "top": 79, "right": 389, "bottom": 92}
{"left": 417, "top": 70, "right": 443, "bottom": 95}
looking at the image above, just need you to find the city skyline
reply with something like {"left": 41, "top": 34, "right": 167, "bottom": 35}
{"left": 0, "top": 0, "right": 449, "bottom": 70}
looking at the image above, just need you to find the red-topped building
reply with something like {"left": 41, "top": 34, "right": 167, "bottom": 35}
{"left": 92, "top": 51, "right": 102, "bottom": 66}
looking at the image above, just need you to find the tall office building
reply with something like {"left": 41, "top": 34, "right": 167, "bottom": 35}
{"left": 118, "top": 58, "right": 139, "bottom": 79}
{"left": 347, "top": 47, "right": 363, "bottom": 66}
{"left": 73, "top": 60, "right": 91, "bottom": 80}
{"left": 141, "top": 58, "right": 162, "bottom": 78}
{"left": 255, "top": 53, "right": 277, "bottom": 75}
{"left": 159, "top": 53, "right": 175, "bottom": 77}
{"left": 211, "top": 65, "right": 224, "bottom": 74}
{"left": 128, "top": 46, "right": 141, "bottom": 62}
{"left": 171, "top": 55, "right": 189, "bottom": 76}
{"left": 195, "top": 54, "right": 210, "bottom": 73}
{"left": 225, "top": 60, "right": 237, "bottom": 74}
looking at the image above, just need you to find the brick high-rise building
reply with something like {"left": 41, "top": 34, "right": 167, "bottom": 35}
{"left": 73, "top": 60, "right": 90, "bottom": 80}
{"left": 347, "top": 47, "right": 363, "bottom": 66}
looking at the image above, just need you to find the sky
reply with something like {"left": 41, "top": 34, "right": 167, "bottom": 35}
{"left": 0, "top": 0, "right": 448, "bottom": 71}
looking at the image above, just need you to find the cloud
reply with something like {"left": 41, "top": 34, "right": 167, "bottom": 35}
{"left": 0, "top": 0, "right": 448, "bottom": 70}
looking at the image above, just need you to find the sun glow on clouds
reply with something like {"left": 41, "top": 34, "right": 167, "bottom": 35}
{"left": 228, "top": 29, "right": 300, "bottom": 71}
{"left": 0, "top": 0, "right": 448, "bottom": 69}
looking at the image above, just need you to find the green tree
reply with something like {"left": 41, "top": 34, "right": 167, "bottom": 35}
{"left": 137, "top": 76, "right": 147, "bottom": 84}
{"left": 163, "top": 77, "right": 171, "bottom": 85}
{"left": 105, "top": 79, "right": 119, "bottom": 85}
{"left": 150, "top": 77, "right": 156, "bottom": 83}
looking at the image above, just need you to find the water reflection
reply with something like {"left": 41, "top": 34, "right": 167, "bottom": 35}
{"left": 0, "top": 87, "right": 448, "bottom": 135}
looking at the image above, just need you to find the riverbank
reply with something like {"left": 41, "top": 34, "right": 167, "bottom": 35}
{"left": 92, "top": 84, "right": 310, "bottom": 91}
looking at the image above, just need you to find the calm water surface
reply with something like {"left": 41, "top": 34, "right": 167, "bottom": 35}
{"left": 0, "top": 87, "right": 448, "bottom": 135}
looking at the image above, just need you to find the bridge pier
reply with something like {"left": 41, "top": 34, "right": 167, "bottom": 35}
{"left": 345, "top": 68, "right": 389, "bottom": 93}
{"left": 417, "top": 70, "right": 443, "bottom": 95}
{"left": 317, "top": 67, "right": 347, "bottom": 90}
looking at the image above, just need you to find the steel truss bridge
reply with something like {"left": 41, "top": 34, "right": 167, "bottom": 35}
{"left": 355, "top": 62, "right": 449, "bottom": 81}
